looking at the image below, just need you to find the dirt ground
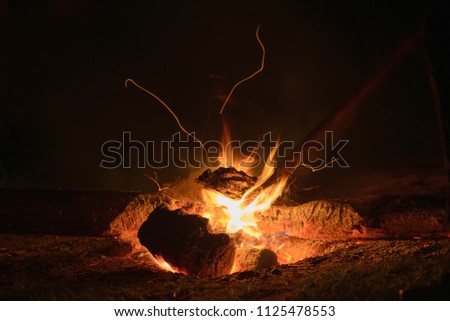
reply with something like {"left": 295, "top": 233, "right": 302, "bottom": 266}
{"left": 1, "top": 233, "right": 449, "bottom": 300}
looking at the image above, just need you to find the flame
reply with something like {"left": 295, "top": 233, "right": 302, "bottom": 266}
{"left": 150, "top": 254, "right": 186, "bottom": 275}
{"left": 218, "top": 118, "right": 234, "bottom": 169}
{"left": 218, "top": 118, "right": 253, "bottom": 172}
{"left": 202, "top": 133, "right": 289, "bottom": 247}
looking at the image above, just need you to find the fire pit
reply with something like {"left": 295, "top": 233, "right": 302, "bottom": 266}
{"left": 130, "top": 167, "right": 384, "bottom": 277}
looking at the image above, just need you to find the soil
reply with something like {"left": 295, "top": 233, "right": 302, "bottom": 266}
{"left": 0, "top": 233, "right": 448, "bottom": 300}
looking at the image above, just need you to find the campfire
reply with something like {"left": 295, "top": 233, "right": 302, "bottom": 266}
{"left": 135, "top": 165, "right": 370, "bottom": 277}
{"left": 111, "top": 25, "right": 449, "bottom": 278}
{"left": 132, "top": 126, "right": 361, "bottom": 278}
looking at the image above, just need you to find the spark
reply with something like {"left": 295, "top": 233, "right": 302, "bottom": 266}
{"left": 144, "top": 171, "right": 170, "bottom": 193}
{"left": 302, "top": 185, "right": 320, "bottom": 191}
{"left": 125, "top": 78, "right": 204, "bottom": 147}
{"left": 219, "top": 25, "right": 266, "bottom": 114}
{"left": 301, "top": 158, "right": 339, "bottom": 173}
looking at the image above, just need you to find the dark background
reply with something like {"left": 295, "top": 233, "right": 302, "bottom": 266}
{"left": 0, "top": 0, "right": 447, "bottom": 193}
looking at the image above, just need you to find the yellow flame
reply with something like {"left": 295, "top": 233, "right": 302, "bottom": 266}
{"left": 199, "top": 118, "right": 296, "bottom": 272}
{"left": 202, "top": 140, "right": 289, "bottom": 237}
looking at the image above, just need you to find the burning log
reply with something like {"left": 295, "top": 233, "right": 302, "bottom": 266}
{"left": 255, "top": 200, "right": 368, "bottom": 240}
{"left": 234, "top": 247, "right": 278, "bottom": 272}
{"left": 196, "top": 167, "right": 258, "bottom": 200}
{"left": 105, "top": 193, "right": 207, "bottom": 253}
{"left": 138, "top": 205, "right": 235, "bottom": 277}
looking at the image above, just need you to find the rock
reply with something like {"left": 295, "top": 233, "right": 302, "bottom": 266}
{"left": 234, "top": 247, "right": 278, "bottom": 272}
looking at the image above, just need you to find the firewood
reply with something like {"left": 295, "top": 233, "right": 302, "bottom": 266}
{"left": 195, "top": 167, "right": 258, "bottom": 200}
{"left": 138, "top": 206, "right": 235, "bottom": 277}
{"left": 255, "top": 200, "right": 367, "bottom": 239}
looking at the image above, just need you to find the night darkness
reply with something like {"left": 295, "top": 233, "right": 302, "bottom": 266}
{"left": 1, "top": 0, "right": 449, "bottom": 193}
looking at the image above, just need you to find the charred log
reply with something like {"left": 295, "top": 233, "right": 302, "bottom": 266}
{"left": 195, "top": 167, "right": 258, "bottom": 200}
{"left": 138, "top": 206, "right": 235, "bottom": 277}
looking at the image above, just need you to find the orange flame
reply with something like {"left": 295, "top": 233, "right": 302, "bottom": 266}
{"left": 202, "top": 133, "right": 289, "bottom": 246}
{"left": 150, "top": 254, "right": 186, "bottom": 275}
{"left": 218, "top": 118, "right": 237, "bottom": 170}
